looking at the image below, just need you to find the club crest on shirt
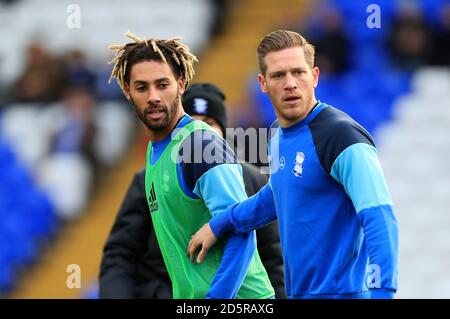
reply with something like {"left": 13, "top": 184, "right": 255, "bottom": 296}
{"left": 292, "top": 152, "right": 305, "bottom": 177}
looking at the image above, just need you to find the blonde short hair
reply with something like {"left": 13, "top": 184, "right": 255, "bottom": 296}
{"left": 257, "top": 30, "right": 315, "bottom": 75}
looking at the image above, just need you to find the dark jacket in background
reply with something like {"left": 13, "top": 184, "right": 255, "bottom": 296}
{"left": 99, "top": 163, "right": 286, "bottom": 299}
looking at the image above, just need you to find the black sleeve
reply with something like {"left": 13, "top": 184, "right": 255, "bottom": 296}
{"left": 99, "top": 169, "right": 153, "bottom": 298}
{"left": 240, "top": 163, "right": 287, "bottom": 299}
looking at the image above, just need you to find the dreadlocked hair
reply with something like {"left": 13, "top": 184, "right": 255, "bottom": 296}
{"left": 108, "top": 31, "right": 198, "bottom": 92}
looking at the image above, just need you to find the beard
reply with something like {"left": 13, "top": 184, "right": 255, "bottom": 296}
{"left": 271, "top": 89, "right": 314, "bottom": 123}
{"left": 131, "top": 89, "right": 180, "bottom": 131}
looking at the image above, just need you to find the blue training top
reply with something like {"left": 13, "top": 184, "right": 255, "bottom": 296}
{"left": 211, "top": 101, "right": 399, "bottom": 299}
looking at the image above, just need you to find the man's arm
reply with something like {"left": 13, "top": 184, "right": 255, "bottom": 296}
{"left": 241, "top": 162, "right": 286, "bottom": 299}
{"left": 210, "top": 183, "right": 277, "bottom": 237}
{"left": 99, "top": 170, "right": 155, "bottom": 298}
{"left": 188, "top": 183, "right": 277, "bottom": 264}
{"left": 191, "top": 162, "right": 258, "bottom": 298}
{"left": 331, "top": 142, "right": 399, "bottom": 299}
{"left": 180, "top": 130, "right": 274, "bottom": 298}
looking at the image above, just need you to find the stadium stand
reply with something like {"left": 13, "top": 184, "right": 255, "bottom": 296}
{"left": 0, "top": 0, "right": 215, "bottom": 296}
{"left": 378, "top": 67, "right": 450, "bottom": 298}
{"left": 0, "top": 139, "right": 57, "bottom": 294}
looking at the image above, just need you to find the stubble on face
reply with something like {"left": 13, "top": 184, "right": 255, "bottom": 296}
{"left": 259, "top": 46, "right": 319, "bottom": 128}
{"left": 131, "top": 89, "right": 180, "bottom": 132}
{"left": 125, "top": 60, "right": 186, "bottom": 140}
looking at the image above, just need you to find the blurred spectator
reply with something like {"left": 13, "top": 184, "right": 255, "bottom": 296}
{"left": 430, "top": 4, "right": 450, "bottom": 66}
{"left": 0, "top": 81, "right": 8, "bottom": 107}
{"left": 231, "top": 79, "right": 276, "bottom": 130}
{"left": 229, "top": 80, "right": 276, "bottom": 167}
{"left": 387, "top": 7, "right": 433, "bottom": 70}
{"left": 38, "top": 86, "right": 97, "bottom": 220}
{"left": 95, "top": 65, "right": 126, "bottom": 101}
{"left": 210, "top": 0, "right": 232, "bottom": 36}
{"left": 50, "top": 86, "right": 97, "bottom": 170}
{"left": 62, "top": 49, "right": 96, "bottom": 91}
{"left": 307, "top": 7, "right": 349, "bottom": 75}
{"left": 14, "top": 42, "right": 67, "bottom": 103}
{"left": 0, "top": 0, "right": 19, "bottom": 5}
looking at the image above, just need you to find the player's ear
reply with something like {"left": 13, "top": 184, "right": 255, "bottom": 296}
{"left": 178, "top": 76, "right": 186, "bottom": 96}
{"left": 123, "top": 83, "right": 131, "bottom": 100}
{"left": 312, "top": 66, "right": 320, "bottom": 88}
{"left": 258, "top": 73, "right": 268, "bottom": 93}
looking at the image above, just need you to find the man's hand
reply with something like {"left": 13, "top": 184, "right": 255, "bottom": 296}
{"left": 187, "top": 223, "right": 217, "bottom": 264}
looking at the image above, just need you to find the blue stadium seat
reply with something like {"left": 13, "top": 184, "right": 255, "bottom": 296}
{"left": 0, "top": 140, "right": 57, "bottom": 293}
{"left": 312, "top": 0, "right": 414, "bottom": 135}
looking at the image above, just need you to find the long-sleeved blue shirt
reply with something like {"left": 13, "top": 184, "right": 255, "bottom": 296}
{"left": 150, "top": 114, "right": 265, "bottom": 298}
{"left": 211, "top": 102, "right": 399, "bottom": 299}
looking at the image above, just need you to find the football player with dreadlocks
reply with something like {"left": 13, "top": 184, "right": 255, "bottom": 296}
{"left": 108, "top": 32, "right": 274, "bottom": 299}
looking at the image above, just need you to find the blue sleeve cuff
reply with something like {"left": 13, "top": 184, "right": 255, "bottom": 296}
{"left": 206, "top": 231, "right": 256, "bottom": 298}
{"left": 209, "top": 207, "right": 235, "bottom": 237}
{"left": 371, "top": 289, "right": 395, "bottom": 299}
{"left": 209, "top": 184, "right": 277, "bottom": 236}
